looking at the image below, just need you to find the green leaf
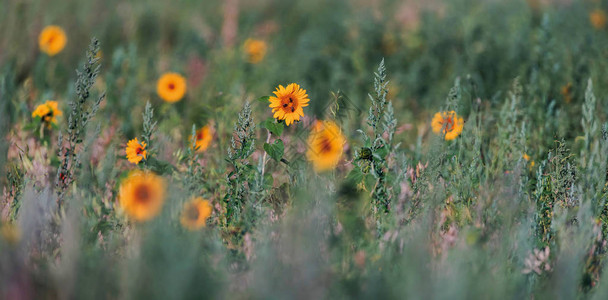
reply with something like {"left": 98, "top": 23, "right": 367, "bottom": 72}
{"left": 364, "top": 174, "right": 376, "bottom": 191}
{"left": 346, "top": 167, "right": 364, "bottom": 184}
{"left": 261, "top": 117, "right": 284, "bottom": 136}
{"left": 373, "top": 145, "right": 389, "bottom": 160}
{"left": 264, "top": 139, "right": 284, "bottom": 162}
{"left": 257, "top": 96, "right": 270, "bottom": 103}
{"left": 146, "top": 157, "right": 177, "bottom": 175}
{"left": 24, "top": 121, "right": 39, "bottom": 131}
{"left": 264, "top": 173, "right": 274, "bottom": 186}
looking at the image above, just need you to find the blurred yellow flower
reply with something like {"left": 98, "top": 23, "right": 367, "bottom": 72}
{"left": 39, "top": 25, "right": 67, "bottom": 56}
{"left": 180, "top": 197, "right": 213, "bottom": 230}
{"left": 119, "top": 170, "right": 165, "bottom": 222}
{"left": 590, "top": 9, "right": 607, "bottom": 30}
{"left": 523, "top": 153, "right": 535, "bottom": 168}
{"left": 126, "top": 138, "right": 147, "bottom": 164}
{"left": 32, "top": 100, "right": 62, "bottom": 128}
{"left": 561, "top": 83, "right": 572, "bottom": 103}
{"left": 269, "top": 83, "right": 310, "bottom": 126}
{"left": 431, "top": 111, "right": 464, "bottom": 140}
{"left": 306, "top": 121, "right": 346, "bottom": 172}
{"left": 157, "top": 72, "right": 187, "bottom": 103}
{"left": 244, "top": 38, "right": 268, "bottom": 64}
{"left": 0, "top": 223, "right": 20, "bottom": 245}
{"left": 382, "top": 33, "right": 397, "bottom": 55}
{"left": 192, "top": 125, "right": 213, "bottom": 152}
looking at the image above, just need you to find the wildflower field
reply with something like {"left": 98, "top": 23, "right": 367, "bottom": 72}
{"left": 5, "top": 0, "right": 608, "bottom": 298}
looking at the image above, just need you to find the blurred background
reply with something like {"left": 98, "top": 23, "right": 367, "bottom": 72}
{"left": 2, "top": 0, "right": 604, "bottom": 143}
{"left": 4, "top": 0, "right": 608, "bottom": 299}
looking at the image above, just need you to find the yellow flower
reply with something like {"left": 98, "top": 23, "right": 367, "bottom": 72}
{"left": 523, "top": 153, "right": 535, "bottom": 168}
{"left": 0, "top": 223, "right": 20, "bottom": 245}
{"left": 126, "top": 138, "right": 147, "bottom": 164}
{"left": 119, "top": 170, "right": 166, "bottom": 222}
{"left": 431, "top": 111, "right": 464, "bottom": 140}
{"left": 180, "top": 197, "right": 213, "bottom": 230}
{"left": 39, "top": 25, "right": 67, "bottom": 56}
{"left": 244, "top": 38, "right": 268, "bottom": 64}
{"left": 306, "top": 121, "right": 346, "bottom": 172}
{"left": 32, "top": 100, "right": 63, "bottom": 127}
{"left": 157, "top": 72, "right": 187, "bottom": 103}
{"left": 191, "top": 125, "right": 213, "bottom": 152}
{"left": 269, "top": 83, "right": 310, "bottom": 126}
{"left": 561, "top": 83, "right": 572, "bottom": 104}
{"left": 590, "top": 9, "right": 607, "bottom": 30}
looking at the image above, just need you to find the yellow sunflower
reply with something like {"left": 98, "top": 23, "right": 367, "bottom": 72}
{"left": 180, "top": 197, "right": 213, "bottom": 230}
{"left": 32, "top": 100, "right": 63, "bottom": 128}
{"left": 244, "top": 38, "right": 268, "bottom": 64}
{"left": 119, "top": 170, "right": 166, "bottom": 222}
{"left": 306, "top": 120, "right": 346, "bottom": 172}
{"left": 125, "top": 138, "right": 147, "bottom": 164}
{"left": 157, "top": 72, "right": 187, "bottom": 103}
{"left": 191, "top": 124, "right": 213, "bottom": 152}
{"left": 590, "top": 9, "right": 607, "bottom": 30}
{"left": 269, "top": 83, "right": 310, "bottom": 126}
{"left": 39, "top": 25, "right": 67, "bottom": 56}
{"left": 431, "top": 111, "right": 464, "bottom": 140}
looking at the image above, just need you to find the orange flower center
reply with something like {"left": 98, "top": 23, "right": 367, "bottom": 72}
{"left": 442, "top": 117, "right": 455, "bottom": 132}
{"left": 135, "top": 146, "right": 144, "bottom": 155}
{"left": 197, "top": 131, "right": 204, "bottom": 140}
{"left": 168, "top": 82, "right": 175, "bottom": 90}
{"left": 319, "top": 136, "right": 333, "bottom": 153}
{"left": 42, "top": 111, "right": 53, "bottom": 122}
{"left": 186, "top": 204, "right": 200, "bottom": 220}
{"left": 135, "top": 185, "right": 151, "bottom": 203}
{"left": 281, "top": 96, "right": 298, "bottom": 113}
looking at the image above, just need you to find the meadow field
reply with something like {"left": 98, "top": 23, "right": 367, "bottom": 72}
{"left": 3, "top": 0, "right": 608, "bottom": 298}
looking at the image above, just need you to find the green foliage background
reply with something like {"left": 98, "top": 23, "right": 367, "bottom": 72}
{"left": 3, "top": 0, "right": 608, "bottom": 298}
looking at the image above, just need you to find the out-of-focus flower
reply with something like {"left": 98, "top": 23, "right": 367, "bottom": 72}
{"left": 157, "top": 72, "right": 187, "bottom": 103}
{"left": 0, "top": 222, "right": 20, "bottom": 245}
{"left": 590, "top": 9, "right": 607, "bottom": 30}
{"left": 119, "top": 170, "right": 166, "bottom": 222}
{"left": 180, "top": 197, "right": 212, "bottom": 230}
{"left": 306, "top": 121, "right": 346, "bottom": 172}
{"left": 39, "top": 25, "right": 67, "bottom": 56}
{"left": 523, "top": 153, "right": 535, "bottom": 168}
{"left": 431, "top": 111, "right": 464, "bottom": 140}
{"left": 244, "top": 38, "right": 268, "bottom": 64}
{"left": 191, "top": 124, "right": 213, "bottom": 152}
{"left": 561, "top": 83, "right": 572, "bottom": 103}
{"left": 32, "top": 100, "right": 62, "bottom": 128}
